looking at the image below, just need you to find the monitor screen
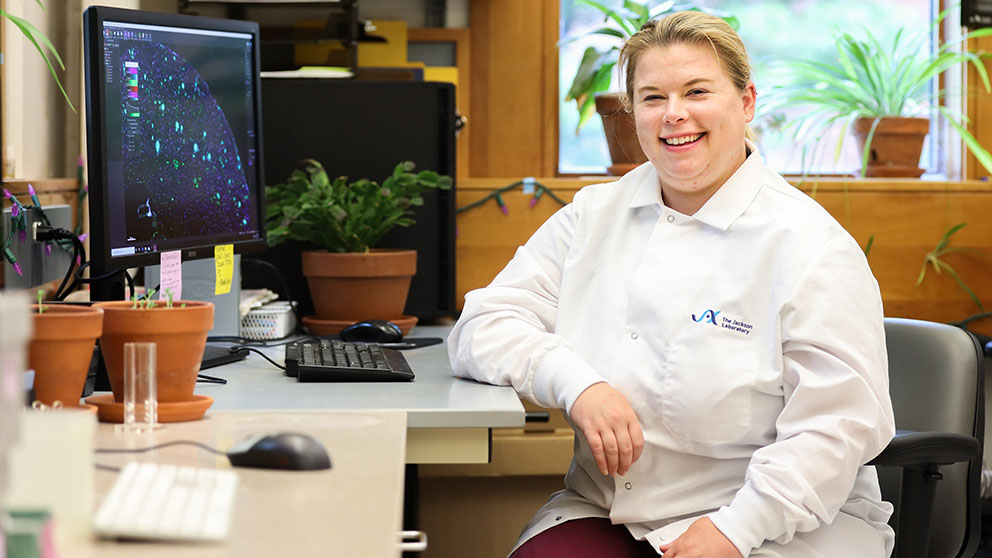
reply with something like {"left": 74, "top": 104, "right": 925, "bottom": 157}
{"left": 83, "top": 7, "right": 265, "bottom": 299}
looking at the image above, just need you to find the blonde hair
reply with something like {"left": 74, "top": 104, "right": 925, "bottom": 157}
{"left": 618, "top": 11, "right": 755, "bottom": 140}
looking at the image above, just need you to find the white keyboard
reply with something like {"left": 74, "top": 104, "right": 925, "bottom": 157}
{"left": 95, "top": 461, "right": 239, "bottom": 542}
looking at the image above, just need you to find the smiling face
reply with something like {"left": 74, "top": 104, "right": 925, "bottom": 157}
{"left": 632, "top": 42, "right": 756, "bottom": 215}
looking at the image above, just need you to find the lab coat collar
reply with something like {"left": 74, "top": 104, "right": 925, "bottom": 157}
{"left": 626, "top": 139, "right": 765, "bottom": 231}
{"left": 692, "top": 139, "right": 764, "bottom": 231}
{"left": 627, "top": 162, "right": 665, "bottom": 209}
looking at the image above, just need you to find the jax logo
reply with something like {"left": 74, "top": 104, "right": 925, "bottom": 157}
{"left": 691, "top": 309, "right": 721, "bottom": 325}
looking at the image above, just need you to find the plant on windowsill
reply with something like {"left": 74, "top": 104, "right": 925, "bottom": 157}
{"left": 760, "top": 8, "right": 992, "bottom": 178}
{"left": 265, "top": 160, "right": 451, "bottom": 335}
{"left": 561, "top": 0, "right": 738, "bottom": 175}
{"left": 760, "top": 10, "right": 992, "bottom": 319}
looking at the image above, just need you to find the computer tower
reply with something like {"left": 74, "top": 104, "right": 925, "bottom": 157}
{"left": 253, "top": 79, "right": 457, "bottom": 320}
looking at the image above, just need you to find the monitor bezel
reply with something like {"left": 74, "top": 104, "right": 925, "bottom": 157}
{"left": 83, "top": 6, "right": 266, "bottom": 276}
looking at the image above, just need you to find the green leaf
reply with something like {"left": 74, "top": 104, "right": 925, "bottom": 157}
{"left": 623, "top": 0, "right": 649, "bottom": 24}
{"left": 565, "top": 46, "right": 616, "bottom": 102}
{"left": 935, "top": 222, "right": 967, "bottom": 252}
{"left": 1, "top": 9, "right": 75, "bottom": 111}
{"left": 863, "top": 234, "right": 875, "bottom": 257}
{"left": 941, "top": 261, "right": 986, "bottom": 313}
{"left": 265, "top": 159, "right": 451, "bottom": 251}
{"left": 858, "top": 117, "right": 882, "bottom": 177}
{"left": 940, "top": 105, "right": 992, "bottom": 176}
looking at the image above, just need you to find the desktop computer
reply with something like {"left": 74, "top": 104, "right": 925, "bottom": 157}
{"left": 83, "top": 7, "right": 267, "bottom": 304}
{"left": 83, "top": 7, "right": 268, "bottom": 386}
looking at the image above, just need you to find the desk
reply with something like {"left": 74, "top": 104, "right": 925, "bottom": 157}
{"left": 72, "top": 410, "right": 407, "bottom": 558}
{"left": 200, "top": 325, "right": 526, "bottom": 464}
{"left": 28, "top": 325, "right": 523, "bottom": 557}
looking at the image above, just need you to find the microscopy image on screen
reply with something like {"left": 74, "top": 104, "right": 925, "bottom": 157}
{"left": 118, "top": 42, "right": 252, "bottom": 243}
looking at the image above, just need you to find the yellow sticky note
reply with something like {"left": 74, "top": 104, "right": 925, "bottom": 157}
{"left": 214, "top": 244, "right": 234, "bottom": 295}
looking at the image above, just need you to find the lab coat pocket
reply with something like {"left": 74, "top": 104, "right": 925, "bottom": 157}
{"left": 660, "top": 330, "right": 757, "bottom": 445}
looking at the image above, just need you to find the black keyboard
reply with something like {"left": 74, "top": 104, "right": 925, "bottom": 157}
{"left": 284, "top": 340, "right": 415, "bottom": 382}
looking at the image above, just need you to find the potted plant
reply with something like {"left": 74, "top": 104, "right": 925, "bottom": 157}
{"left": 562, "top": 0, "right": 738, "bottom": 175}
{"left": 265, "top": 159, "right": 451, "bottom": 336}
{"left": 761, "top": 9, "right": 992, "bottom": 177}
{"left": 28, "top": 296, "right": 103, "bottom": 408}
{"left": 90, "top": 292, "right": 213, "bottom": 421}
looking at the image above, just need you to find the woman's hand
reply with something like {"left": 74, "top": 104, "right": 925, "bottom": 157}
{"left": 569, "top": 382, "right": 644, "bottom": 476}
{"left": 659, "top": 518, "right": 742, "bottom": 558}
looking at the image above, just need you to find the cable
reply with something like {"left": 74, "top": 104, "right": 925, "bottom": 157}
{"left": 95, "top": 439, "right": 226, "bottom": 456}
{"left": 207, "top": 335, "right": 268, "bottom": 346}
{"left": 197, "top": 373, "right": 228, "bottom": 385}
{"left": 949, "top": 312, "right": 992, "bottom": 328}
{"left": 34, "top": 225, "right": 86, "bottom": 301}
{"left": 455, "top": 179, "right": 567, "bottom": 214}
{"left": 230, "top": 346, "right": 286, "bottom": 371}
{"left": 69, "top": 261, "right": 135, "bottom": 300}
{"left": 70, "top": 263, "right": 135, "bottom": 301}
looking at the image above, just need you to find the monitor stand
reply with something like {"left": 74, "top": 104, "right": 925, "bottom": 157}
{"left": 143, "top": 256, "right": 242, "bottom": 336}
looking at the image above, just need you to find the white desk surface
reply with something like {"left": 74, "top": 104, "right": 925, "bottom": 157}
{"left": 197, "top": 325, "right": 525, "bottom": 428}
{"left": 191, "top": 325, "right": 526, "bottom": 464}
{"left": 75, "top": 410, "right": 408, "bottom": 558}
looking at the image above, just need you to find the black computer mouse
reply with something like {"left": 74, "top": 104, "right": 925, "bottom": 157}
{"left": 226, "top": 432, "right": 332, "bottom": 471}
{"left": 339, "top": 319, "right": 403, "bottom": 343}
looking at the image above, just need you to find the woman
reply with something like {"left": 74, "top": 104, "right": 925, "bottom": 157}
{"left": 448, "top": 11, "right": 895, "bottom": 558}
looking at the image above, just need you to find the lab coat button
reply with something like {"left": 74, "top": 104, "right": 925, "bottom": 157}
{"left": 631, "top": 332, "right": 638, "bottom": 340}
{"left": 624, "top": 482, "right": 632, "bottom": 490}
{"left": 667, "top": 215, "right": 675, "bottom": 223}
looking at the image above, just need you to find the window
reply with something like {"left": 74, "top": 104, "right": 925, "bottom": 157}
{"left": 559, "top": 0, "right": 937, "bottom": 176}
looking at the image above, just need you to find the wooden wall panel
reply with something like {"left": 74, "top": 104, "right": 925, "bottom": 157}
{"left": 469, "top": 0, "right": 558, "bottom": 177}
{"left": 456, "top": 177, "right": 992, "bottom": 336}
{"left": 966, "top": 35, "right": 992, "bottom": 180}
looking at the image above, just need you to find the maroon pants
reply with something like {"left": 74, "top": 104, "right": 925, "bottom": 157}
{"left": 509, "top": 518, "right": 659, "bottom": 558}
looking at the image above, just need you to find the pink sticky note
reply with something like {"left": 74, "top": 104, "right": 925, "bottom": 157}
{"left": 159, "top": 250, "right": 182, "bottom": 301}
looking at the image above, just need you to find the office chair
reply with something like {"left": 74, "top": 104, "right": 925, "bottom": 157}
{"left": 868, "top": 318, "right": 985, "bottom": 558}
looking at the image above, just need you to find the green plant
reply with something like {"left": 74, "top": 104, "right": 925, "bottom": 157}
{"left": 265, "top": 160, "right": 452, "bottom": 254}
{"left": 36, "top": 289, "right": 45, "bottom": 313}
{"left": 128, "top": 289, "right": 185, "bottom": 309}
{"left": 917, "top": 223, "right": 987, "bottom": 312}
{"left": 562, "top": 0, "right": 738, "bottom": 132}
{"left": 2, "top": 0, "right": 73, "bottom": 110}
{"left": 761, "top": 7, "right": 992, "bottom": 176}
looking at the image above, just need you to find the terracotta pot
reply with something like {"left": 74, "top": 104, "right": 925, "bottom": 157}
{"left": 851, "top": 117, "right": 929, "bottom": 177}
{"left": 301, "top": 249, "right": 416, "bottom": 322}
{"left": 93, "top": 300, "right": 213, "bottom": 403}
{"left": 29, "top": 304, "right": 104, "bottom": 407}
{"left": 595, "top": 92, "right": 648, "bottom": 176}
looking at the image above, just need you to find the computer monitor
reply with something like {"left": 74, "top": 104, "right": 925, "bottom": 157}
{"left": 83, "top": 6, "right": 266, "bottom": 301}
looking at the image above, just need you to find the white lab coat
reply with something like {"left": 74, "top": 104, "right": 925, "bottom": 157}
{"left": 448, "top": 144, "right": 896, "bottom": 557}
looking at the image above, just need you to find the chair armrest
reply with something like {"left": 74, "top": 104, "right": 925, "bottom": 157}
{"left": 867, "top": 430, "right": 979, "bottom": 468}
